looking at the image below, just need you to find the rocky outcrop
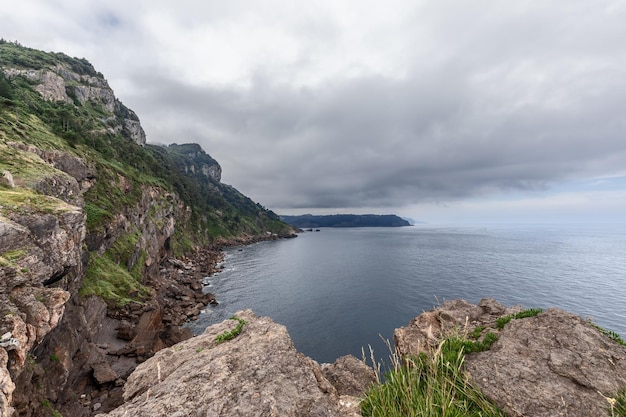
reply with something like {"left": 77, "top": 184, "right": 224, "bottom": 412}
{"left": 0, "top": 201, "right": 83, "bottom": 417}
{"left": 394, "top": 299, "right": 626, "bottom": 417}
{"left": 465, "top": 308, "right": 626, "bottom": 417}
{"left": 2, "top": 65, "right": 146, "bottom": 146}
{"left": 96, "top": 310, "right": 375, "bottom": 417}
{"left": 393, "top": 298, "right": 522, "bottom": 358}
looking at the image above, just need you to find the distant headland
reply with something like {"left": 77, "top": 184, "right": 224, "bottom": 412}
{"left": 280, "top": 214, "right": 412, "bottom": 228}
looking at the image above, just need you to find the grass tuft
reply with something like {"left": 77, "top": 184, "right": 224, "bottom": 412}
{"left": 614, "top": 388, "right": 626, "bottom": 417}
{"left": 496, "top": 308, "right": 543, "bottom": 330}
{"left": 79, "top": 252, "right": 150, "bottom": 306}
{"left": 591, "top": 323, "right": 626, "bottom": 347}
{"left": 361, "top": 337, "right": 505, "bottom": 417}
{"left": 215, "top": 316, "right": 247, "bottom": 344}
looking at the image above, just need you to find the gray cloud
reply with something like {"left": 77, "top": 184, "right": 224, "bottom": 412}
{"left": 2, "top": 0, "right": 626, "bottom": 217}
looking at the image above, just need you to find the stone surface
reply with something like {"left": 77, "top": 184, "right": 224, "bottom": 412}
{"left": 92, "top": 362, "right": 118, "bottom": 386}
{"left": 1, "top": 171, "right": 14, "bottom": 188}
{"left": 0, "top": 349, "right": 15, "bottom": 417}
{"left": 393, "top": 298, "right": 522, "bottom": 358}
{"left": 321, "top": 355, "right": 377, "bottom": 397}
{"left": 97, "top": 310, "right": 365, "bottom": 417}
{"left": 466, "top": 308, "right": 626, "bottom": 417}
{"left": 395, "top": 299, "right": 626, "bottom": 417}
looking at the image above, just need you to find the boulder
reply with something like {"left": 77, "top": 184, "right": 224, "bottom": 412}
{"left": 91, "top": 362, "right": 118, "bottom": 386}
{"left": 321, "top": 355, "right": 377, "bottom": 397}
{"left": 395, "top": 299, "right": 626, "bottom": 417}
{"left": 393, "top": 298, "right": 522, "bottom": 358}
{"left": 96, "top": 310, "right": 365, "bottom": 417}
{"left": 466, "top": 308, "right": 626, "bottom": 417}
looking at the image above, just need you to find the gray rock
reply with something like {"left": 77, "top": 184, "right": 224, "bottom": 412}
{"left": 96, "top": 310, "right": 363, "bottom": 417}
{"left": 321, "top": 355, "right": 377, "bottom": 397}
{"left": 466, "top": 308, "right": 626, "bottom": 417}
{"left": 1, "top": 171, "right": 14, "bottom": 188}
{"left": 396, "top": 300, "right": 626, "bottom": 417}
{"left": 92, "top": 362, "right": 118, "bottom": 386}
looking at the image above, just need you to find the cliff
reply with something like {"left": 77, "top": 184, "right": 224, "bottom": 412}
{"left": 94, "top": 301, "right": 626, "bottom": 417}
{"left": 2, "top": 41, "right": 625, "bottom": 417}
{"left": 95, "top": 310, "right": 375, "bottom": 417}
{"left": 0, "top": 41, "right": 295, "bottom": 417}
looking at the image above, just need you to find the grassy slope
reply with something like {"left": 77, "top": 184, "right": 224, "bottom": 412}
{"left": 0, "top": 41, "right": 292, "bottom": 305}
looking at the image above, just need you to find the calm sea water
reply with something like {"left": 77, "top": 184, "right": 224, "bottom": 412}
{"left": 188, "top": 224, "right": 626, "bottom": 364}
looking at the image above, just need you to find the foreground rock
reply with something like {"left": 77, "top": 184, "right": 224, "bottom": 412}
{"left": 395, "top": 298, "right": 626, "bottom": 417}
{"left": 97, "top": 310, "right": 375, "bottom": 417}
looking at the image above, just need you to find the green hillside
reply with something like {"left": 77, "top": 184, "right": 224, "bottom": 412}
{"left": 0, "top": 40, "right": 292, "bottom": 249}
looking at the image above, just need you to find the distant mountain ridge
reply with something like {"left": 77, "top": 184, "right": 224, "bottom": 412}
{"left": 281, "top": 214, "right": 411, "bottom": 228}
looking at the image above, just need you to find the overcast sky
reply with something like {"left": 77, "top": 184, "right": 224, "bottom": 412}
{"left": 2, "top": 1, "right": 626, "bottom": 224}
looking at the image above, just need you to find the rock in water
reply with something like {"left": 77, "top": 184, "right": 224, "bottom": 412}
{"left": 96, "top": 310, "right": 371, "bottom": 417}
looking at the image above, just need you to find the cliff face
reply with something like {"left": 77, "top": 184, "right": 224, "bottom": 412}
{"left": 0, "top": 41, "right": 295, "bottom": 417}
{"left": 3, "top": 64, "right": 145, "bottom": 146}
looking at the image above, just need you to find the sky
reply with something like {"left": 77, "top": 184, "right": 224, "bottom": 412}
{"left": 2, "top": 0, "right": 626, "bottom": 224}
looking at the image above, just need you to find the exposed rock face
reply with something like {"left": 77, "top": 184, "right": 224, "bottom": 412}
{"left": 466, "top": 308, "right": 626, "bottom": 417}
{"left": 393, "top": 298, "right": 522, "bottom": 358}
{"left": 97, "top": 310, "right": 371, "bottom": 417}
{"left": 321, "top": 355, "right": 377, "bottom": 398}
{"left": 395, "top": 299, "right": 626, "bottom": 417}
{"left": 0, "top": 199, "right": 84, "bottom": 377}
{"left": 3, "top": 65, "right": 146, "bottom": 146}
{"left": 0, "top": 348, "right": 15, "bottom": 417}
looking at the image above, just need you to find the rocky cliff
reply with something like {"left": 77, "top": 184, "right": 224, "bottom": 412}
{"left": 96, "top": 310, "right": 376, "bottom": 417}
{"left": 394, "top": 298, "right": 626, "bottom": 417}
{"left": 0, "top": 41, "right": 295, "bottom": 417}
{"left": 87, "top": 301, "right": 626, "bottom": 417}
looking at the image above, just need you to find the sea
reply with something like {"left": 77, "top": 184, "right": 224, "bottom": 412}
{"left": 187, "top": 224, "right": 626, "bottom": 364}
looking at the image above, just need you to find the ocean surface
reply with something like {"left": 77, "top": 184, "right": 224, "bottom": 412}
{"left": 188, "top": 224, "right": 626, "bottom": 364}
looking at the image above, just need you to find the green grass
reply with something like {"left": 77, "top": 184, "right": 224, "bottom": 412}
{"left": 496, "top": 308, "right": 543, "bottom": 330}
{"left": 79, "top": 252, "right": 151, "bottom": 306}
{"left": 361, "top": 308, "right": 551, "bottom": 417}
{"left": 469, "top": 325, "right": 485, "bottom": 340}
{"left": 41, "top": 398, "right": 63, "bottom": 417}
{"left": 215, "top": 316, "right": 247, "bottom": 344}
{"left": 591, "top": 323, "right": 626, "bottom": 347}
{"left": 362, "top": 337, "right": 505, "bottom": 417}
{"left": 0, "top": 188, "right": 73, "bottom": 216}
{"left": 1, "top": 248, "right": 26, "bottom": 262}
{"left": 614, "top": 388, "right": 626, "bottom": 417}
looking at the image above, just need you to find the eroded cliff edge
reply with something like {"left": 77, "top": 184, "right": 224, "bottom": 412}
{"left": 0, "top": 41, "right": 295, "bottom": 417}
{"left": 95, "top": 300, "right": 626, "bottom": 417}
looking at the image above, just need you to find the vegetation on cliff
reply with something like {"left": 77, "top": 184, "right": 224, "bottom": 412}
{"left": 0, "top": 41, "right": 293, "bottom": 307}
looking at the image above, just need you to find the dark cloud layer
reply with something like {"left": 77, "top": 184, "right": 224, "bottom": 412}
{"left": 2, "top": 1, "right": 626, "bottom": 219}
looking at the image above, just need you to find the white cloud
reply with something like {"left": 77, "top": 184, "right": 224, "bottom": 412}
{"left": 2, "top": 0, "right": 626, "bottom": 223}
